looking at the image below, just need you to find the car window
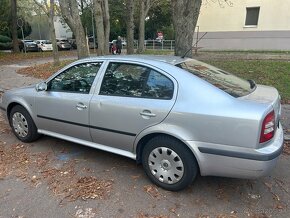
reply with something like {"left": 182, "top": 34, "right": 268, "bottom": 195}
{"left": 143, "top": 70, "right": 174, "bottom": 99}
{"left": 176, "top": 60, "right": 254, "bottom": 97}
{"left": 47, "top": 62, "right": 102, "bottom": 94}
{"left": 100, "top": 62, "right": 174, "bottom": 99}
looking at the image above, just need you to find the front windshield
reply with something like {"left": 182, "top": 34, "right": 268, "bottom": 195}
{"left": 176, "top": 60, "right": 254, "bottom": 97}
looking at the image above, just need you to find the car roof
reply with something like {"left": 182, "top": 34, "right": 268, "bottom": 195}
{"left": 81, "top": 55, "right": 191, "bottom": 66}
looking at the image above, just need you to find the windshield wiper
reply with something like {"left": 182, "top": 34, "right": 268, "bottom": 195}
{"left": 247, "top": 79, "right": 256, "bottom": 89}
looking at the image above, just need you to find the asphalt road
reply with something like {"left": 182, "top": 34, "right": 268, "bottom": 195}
{"left": 0, "top": 58, "right": 290, "bottom": 218}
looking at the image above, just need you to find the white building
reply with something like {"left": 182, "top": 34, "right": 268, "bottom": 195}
{"left": 195, "top": 0, "right": 290, "bottom": 50}
{"left": 29, "top": 15, "right": 72, "bottom": 40}
{"left": 53, "top": 16, "right": 73, "bottom": 39}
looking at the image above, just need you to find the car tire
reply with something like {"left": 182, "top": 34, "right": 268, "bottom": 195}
{"left": 142, "top": 135, "right": 198, "bottom": 191}
{"left": 9, "top": 105, "right": 40, "bottom": 143}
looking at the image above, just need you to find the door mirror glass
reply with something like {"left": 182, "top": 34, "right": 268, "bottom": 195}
{"left": 35, "top": 82, "right": 47, "bottom": 92}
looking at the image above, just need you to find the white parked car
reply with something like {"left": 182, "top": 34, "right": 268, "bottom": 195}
{"left": 35, "top": 40, "right": 53, "bottom": 51}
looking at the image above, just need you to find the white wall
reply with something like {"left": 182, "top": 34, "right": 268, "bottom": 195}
{"left": 197, "top": 0, "right": 290, "bottom": 32}
{"left": 53, "top": 16, "right": 73, "bottom": 39}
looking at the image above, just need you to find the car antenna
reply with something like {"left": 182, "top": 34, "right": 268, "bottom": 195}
{"left": 181, "top": 48, "right": 192, "bottom": 58}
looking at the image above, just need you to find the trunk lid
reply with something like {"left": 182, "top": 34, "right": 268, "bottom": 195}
{"left": 240, "top": 84, "right": 281, "bottom": 129}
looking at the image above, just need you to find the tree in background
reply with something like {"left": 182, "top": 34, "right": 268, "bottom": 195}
{"left": 125, "top": 0, "right": 134, "bottom": 54}
{"left": 171, "top": 0, "right": 202, "bottom": 57}
{"left": 11, "top": 0, "right": 20, "bottom": 52}
{"left": 59, "top": 0, "right": 89, "bottom": 59}
{"left": 33, "top": 0, "right": 59, "bottom": 65}
{"left": 108, "top": 0, "right": 126, "bottom": 41}
{"left": 93, "top": 0, "right": 110, "bottom": 55}
{"left": 143, "top": 0, "right": 173, "bottom": 40}
{"left": 137, "top": 0, "right": 153, "bottom": 53}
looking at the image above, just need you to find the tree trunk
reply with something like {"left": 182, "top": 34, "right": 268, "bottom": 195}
{"left": 11, "top": 0, "right": 20, "bottom": 52}
{"left": 59, "top": 0, "right": 89, "bottom": 59}
{"left": 33, "top": 0, "right": 60, "bottom": 65}
{"left": 171, "top": 0, "right": 202, "bottom": 57}
{"left": 137, "top": 0, "right": 151, "bottom": 54}
{"left": 49, "top": 0, "right": 59, "bottom": 65}
{"left": 102, "top": 0, "right": 110, "bottom": 54}
{"left": 126, "top": 0, "right": 134, "bottom": 54}
{"left": 94, "top": 0, "right": 105, "bottom": 55}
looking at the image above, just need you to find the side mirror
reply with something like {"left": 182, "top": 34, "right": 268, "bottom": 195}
{"left": 35, "top": 82, "right": 47, "bottom": 92}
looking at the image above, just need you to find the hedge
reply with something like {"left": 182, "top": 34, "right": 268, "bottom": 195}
{"left": 0, "top": 35, "right": 12, "bottom": 43}
{"left": 0, "top": 42, "right": 12, "bottom": 50}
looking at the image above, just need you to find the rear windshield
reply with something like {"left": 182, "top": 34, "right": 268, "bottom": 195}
{"left": 176, "top": 60, "right": 254, "bottom": 97}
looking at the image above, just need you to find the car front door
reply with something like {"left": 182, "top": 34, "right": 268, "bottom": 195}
{"left": 35, "top": 62, "right": 102, "bottom": 141}
{"left": 89, "top": 61, "right": 177, "bottom": 152}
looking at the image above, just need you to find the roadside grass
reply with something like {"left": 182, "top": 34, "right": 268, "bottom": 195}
{"left": 142, "top": 49, "right": 174, "bottom": 55}
{"left": 17, "top": 60, "right": 74, "bottom": 80}
{"left": 0, "top": 50, "right": 77, "bottom": 64}
{"left": 204, "top": 60, "right": 290, "bottom": 103}
{"left": 202, "top": 50, "right": 290, "bottom": 54}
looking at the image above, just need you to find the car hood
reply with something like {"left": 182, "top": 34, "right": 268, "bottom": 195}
{"left": 5, "top": 85, "right": 35, "bottom": 95}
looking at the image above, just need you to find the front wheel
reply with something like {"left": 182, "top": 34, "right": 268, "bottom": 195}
{"left": 142, "top": 136, "right": 198, "bottom": 191}
{"left": 9, "top": 105, "right": 39, "bottom": 142}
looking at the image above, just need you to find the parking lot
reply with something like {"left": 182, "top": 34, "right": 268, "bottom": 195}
{"left": 0, "top": 56, "right": 290, "bottom": 218}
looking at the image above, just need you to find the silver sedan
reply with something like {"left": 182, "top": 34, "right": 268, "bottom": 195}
{"left": 0, "top": 55, "right": 284, "bottom": 191}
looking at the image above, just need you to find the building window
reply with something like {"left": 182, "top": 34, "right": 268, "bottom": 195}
{"left": 245, "top": 7, "right": 260, "bottom": 26}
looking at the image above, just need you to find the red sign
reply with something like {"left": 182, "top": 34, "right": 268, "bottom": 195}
{"left": 157, "top": 32, "right": 163, "bottom": 39}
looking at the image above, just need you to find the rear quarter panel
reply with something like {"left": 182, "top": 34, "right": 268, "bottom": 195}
{"left": 135, "top": 66, "right": 271, "bottom": 150}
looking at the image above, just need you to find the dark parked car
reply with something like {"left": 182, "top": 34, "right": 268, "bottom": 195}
{"left": 69, "top": 37, "right": 98, "bottom": 49}
{"left": 68, "top": 39, "right": 77, "bottom": 49}
{"left": 19, "top": 40, "right": 39, "bottom": 52}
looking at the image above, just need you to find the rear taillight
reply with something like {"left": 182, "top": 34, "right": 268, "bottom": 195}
{"left": 259, "top": 110, "right": 275, "bottom": 143}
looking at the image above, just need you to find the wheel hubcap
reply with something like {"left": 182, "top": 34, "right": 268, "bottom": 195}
{"left": 12, "top": 112, "right": 28, "bottom": 138}
{"left": 148, "top": 147, "right": 184, "bottom": 184}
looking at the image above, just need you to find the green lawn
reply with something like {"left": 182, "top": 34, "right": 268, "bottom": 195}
{"left": 142, "top": 49, "right": 174, "bottom": 55}
{"left": 204, "top": 60, "right": 290, "bottom": 103}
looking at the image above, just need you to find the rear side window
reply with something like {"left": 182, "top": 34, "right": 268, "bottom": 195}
{"left": 176, "top": 60, "right": 254, "bottom": 97}
{"left": 100, "top": 62, "right": 174, "bottom": 99}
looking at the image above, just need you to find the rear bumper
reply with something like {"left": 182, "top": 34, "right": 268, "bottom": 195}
{"left": 186, "top": 123, "right": 284, "bottom": 179}
{"left": 26, "top": 47, "right": 39, "bottom": 52}
{"left": 41, "top": 47, "right": 53, "bottom": 51}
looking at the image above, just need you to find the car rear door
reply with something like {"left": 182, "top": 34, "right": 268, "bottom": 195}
{"left": 35, "top": 62, "right": 103, "bottom": 141}
{"left": 89, "top": 61, "right": 177, "bottom": 152}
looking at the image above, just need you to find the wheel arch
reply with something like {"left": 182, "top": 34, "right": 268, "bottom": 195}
{"left": 135, "top": 132, "right": 200, "bottom": 174}
{"left": 7, "top": 101, "right": 33, "bottom": 122}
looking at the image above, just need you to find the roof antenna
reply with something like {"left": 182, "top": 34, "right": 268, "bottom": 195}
{"left": 181, "top": 32, "right": 208, "bottom": 58}
{"left": 181, "top": 48, "right": 192, "bottom": 58}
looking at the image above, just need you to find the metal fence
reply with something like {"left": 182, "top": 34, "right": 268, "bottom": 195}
{"left": 134, "top": 40, "right": 175, "bottom": 50}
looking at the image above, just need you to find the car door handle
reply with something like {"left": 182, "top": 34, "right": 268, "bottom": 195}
{"left": 76, "top": 103, "right": 87, "bottom": 110}
{"left": 140, "top": 110, "right": 156, "bottom": 117}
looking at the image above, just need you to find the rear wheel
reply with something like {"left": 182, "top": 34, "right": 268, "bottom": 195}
{"left": 142, "top": 136, "right": 198, "bottom": 191}
{"left": 9, "top": 105, "right": 39, "bottom": 142}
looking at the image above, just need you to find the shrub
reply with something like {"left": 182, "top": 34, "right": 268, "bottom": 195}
{"left": 0, "top": 35, "right": 12, "bottom": 43}
{"left": 0, "top": 42, "right": 12, "bottom": 50}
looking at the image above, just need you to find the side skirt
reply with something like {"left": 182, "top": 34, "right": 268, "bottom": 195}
{"left": 38, "top": 129, "right": 136, "bottom": 160}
